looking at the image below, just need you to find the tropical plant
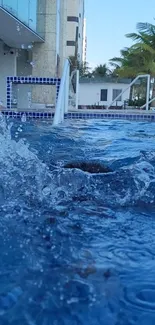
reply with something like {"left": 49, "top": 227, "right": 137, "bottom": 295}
{"left": 110, "top": 47, "right": 147, "bottom": 101}
{"left": 92, "top": 64, "right": 111, "bottom": 77}
{"left": 126, "top": 22, "right": 155, "bottom": 105}
{"left": 69, "top": 56, "right": 91, "bottom": 77}
{"left": 110, "top": 46, "right": 153, "bottom": 78}
{"left": 109, "top": 22, "right": 155, "bottom": 106}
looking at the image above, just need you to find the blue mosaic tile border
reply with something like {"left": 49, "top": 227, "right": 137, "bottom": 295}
{"left": 6, "top": 76, "right": 61, "bottom": 109}
{"left": 2, "top": 111, "right": 55, "bottom": 119}
{"left": 2, "top": 111, "right": 155, "bottom": 121}
{"left": 66, "top": 113, "right": 155, "bottom": 121}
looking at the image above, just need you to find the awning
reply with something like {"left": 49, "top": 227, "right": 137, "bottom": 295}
{"left": 0, "top": 6, "right": 44, "bottom": 48}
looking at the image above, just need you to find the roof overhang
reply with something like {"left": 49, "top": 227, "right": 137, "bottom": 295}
{"left": 0, "top": 6, "right": 44, "bottom": 49}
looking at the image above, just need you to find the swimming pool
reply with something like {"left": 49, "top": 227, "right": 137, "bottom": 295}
{"left": 1, "top": 116, "right": 155, "bottom": 324}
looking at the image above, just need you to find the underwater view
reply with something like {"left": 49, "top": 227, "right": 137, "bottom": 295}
{"left": 0, "top": 116, "right": 155, "bottom": 324}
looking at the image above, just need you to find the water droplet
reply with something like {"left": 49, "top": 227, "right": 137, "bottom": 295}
{"left": 42, "top": 187, "right": 51, "bottom": 196}
{"left": 16, "top": 24, "right": 20, "bottom": 32}
{"left": 30, "top": 61, "right": 35, "bottom": 67}
{"left": 21, "top": 114, "right": 26, "bottom": 123}
{"left": 67, "top": 297, "right": 79, "bottom": 304}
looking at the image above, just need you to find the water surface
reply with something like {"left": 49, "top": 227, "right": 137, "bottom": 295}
{"left": 0, "top": 118, "right": 155, "bottom": 324}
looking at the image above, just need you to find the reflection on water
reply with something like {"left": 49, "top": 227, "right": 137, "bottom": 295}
{"left": 0, "top": 117, "right": 155, "bottom": 324}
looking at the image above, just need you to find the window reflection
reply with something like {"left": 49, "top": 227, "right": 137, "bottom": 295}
{"left": 0, "top": 0, "right": 38, "bottom": 33}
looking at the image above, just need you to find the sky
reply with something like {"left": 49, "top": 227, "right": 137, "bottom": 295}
{"left": 85, "top": 0, "right": 155, "bottom": 69}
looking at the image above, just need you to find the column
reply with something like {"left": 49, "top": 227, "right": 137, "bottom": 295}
{"left": 32, "top": 0, "right": 57, "bottom": 106}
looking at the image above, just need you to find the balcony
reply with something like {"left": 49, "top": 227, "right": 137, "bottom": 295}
{"left": 0, "top": 0, "right": 45, "bottom": 48}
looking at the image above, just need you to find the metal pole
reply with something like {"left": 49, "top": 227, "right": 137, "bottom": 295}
{"left": 75, "top": 70, "right": 79, "bottom": 110}
{"left": 146, "top": 74, "right": 150, "bottom": 111}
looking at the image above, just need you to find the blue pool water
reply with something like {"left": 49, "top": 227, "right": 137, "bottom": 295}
{"left": 1, "top": 117, "right": 155, "bottom": 324}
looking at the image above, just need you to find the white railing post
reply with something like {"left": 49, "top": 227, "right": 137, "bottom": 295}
{"left": 146, "top": 74, "right": 151, "bottom": 111}
{"left": 141, "top": 96, "right": 155, "bottom": 109}
{"left": 53, "top": 59, "right": 70, "bottom": 126}
{"left": 107, "top": 74, "right": 150, "bottom": 110}
{"left": 65, "top": 64, "right": 70, "bottom": 113}
{"left": 76, "top": 70, "right": 79, "bottom": 110}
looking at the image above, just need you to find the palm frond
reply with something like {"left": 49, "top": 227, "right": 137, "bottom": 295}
{"left": 137, "top": 22, "right": 155, "bottom": 36}
{"left": 126, "top": 32, "right": 142, "bottom": 41}
{"left": 131, "top": 42, "right": 155, "bottom": 54}
{"left": 109, "top": 57, "right": 123, "bottom": 63}
{"left": 120, "top": 48, "right": 130, "bottom": 57}
{"left": 109, "top": 62, "right": 120, "bottom": 69}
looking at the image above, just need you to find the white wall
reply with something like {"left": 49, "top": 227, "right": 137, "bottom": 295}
{"left": 79, "top": 82, "right": 130, "bottom": 107}
{"left": 0, "top": 41, "right": 16, "bottom": 107}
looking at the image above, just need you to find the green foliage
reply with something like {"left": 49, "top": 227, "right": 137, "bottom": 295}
{"left": 110, "top": 21, "right": 155, "bottom": 78}
{"left": 128, "top": 98, "right": 146, "bottom": 107}
{"left": 92, "top": 64, "right": 111, "bottom": 77}
{"left": 69, "top": 56, "right": 91, "bottom": 77}
{"left": 109, "top": 21, "right": 155, "bottom": 105}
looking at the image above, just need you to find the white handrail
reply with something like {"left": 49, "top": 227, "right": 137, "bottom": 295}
{"left": 107, "top": 74, "right": 150, "bottom": 110}
{"left": 140, "top": 96, "right": 155, "bottom": 109}
{"left": 53, "top": 59, "right": 70, "bottom": 125}
{"left": 75, "top": 70, "right": 79, "bottom": 109}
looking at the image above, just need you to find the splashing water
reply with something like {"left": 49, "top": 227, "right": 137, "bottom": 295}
{"left": 0, "top": 117, "right": 155, "bottom": 324}
{"left": 21, "top": 113, "right": 27, "bottom": 123}
{"left": 30, "top": 61, "right": 35, "bottom": 67}
{"left": 28, "top": 44, "right": 33, "bottom": 49}
{"left": 16, "top": 24, "right": 20, "bottom": 32}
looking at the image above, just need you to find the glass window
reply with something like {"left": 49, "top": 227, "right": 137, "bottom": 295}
{"left": 100, "top": 89, "right": 108, "bottom": 101}
{"left": 0, "top": 0, "right": 44, "bottom": 37}
{"left": 2, "top": 0, "right": 18, "bottom": 16}
{"left": 112, "top": 89, "right": 122, "bottom": 101}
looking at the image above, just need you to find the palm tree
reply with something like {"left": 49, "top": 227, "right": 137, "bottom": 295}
{"left": 92, "top": 64, "right": 111, "bottom": 77}
{"left": 110, "top": 47, "right": 149, "bottom": 101}
{"left": 69, "top": 56, "right": 91, "bottom": 77}
{"left": 110, "top": 46, "right": 152, "bottom": 78}
{"left": 126, "top": 22, "right": 155, "bottom": 105}
{"left": 110, "top": 22, "right": 155, "bottom": 106}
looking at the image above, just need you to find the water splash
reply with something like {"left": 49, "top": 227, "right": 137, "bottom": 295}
{"left": 21, "top": 114, "right": 27, "bottom": 123}
{"left": 0, "top": 118, "right": 155, "bottom": 324}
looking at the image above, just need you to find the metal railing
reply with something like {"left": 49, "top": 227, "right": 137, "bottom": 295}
{"left": 107, "top": 74, "right": 151, "bottom": 110}
{"left": 53, "top": 59, "right": 70, "bottom": 125}
{"left": 140, "top": 96, "right": 155, "bottom": 109}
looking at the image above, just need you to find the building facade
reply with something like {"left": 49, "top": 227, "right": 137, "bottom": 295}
{"left": 60, "top": 0, "right": 85, "bottom": 71}
{"left": 0, "top": 0, "right": 84, "bottom": 108}
{"left": 82, "top": 18, "right": 87, "bottom": 63}
{"left": 79, "top": 78, "right": 131, "bottom": 108}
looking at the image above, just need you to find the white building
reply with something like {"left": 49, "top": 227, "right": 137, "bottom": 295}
{"left": 79, "top": 78, "right": 131, "bottom": 108}
{"left": 0, "top": 0, "right": 84, "bottom": 109}
{"left": 64, "top": 0, "right": 84, "bottom": 61}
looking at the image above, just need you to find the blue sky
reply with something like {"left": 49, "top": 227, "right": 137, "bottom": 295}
{"left": 85, "top": 0, "right": 155, "bottom": 69}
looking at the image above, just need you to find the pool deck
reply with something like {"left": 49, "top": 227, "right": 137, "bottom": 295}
{"left": 1, "top": 108, "right": 155, "bottom": 121}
